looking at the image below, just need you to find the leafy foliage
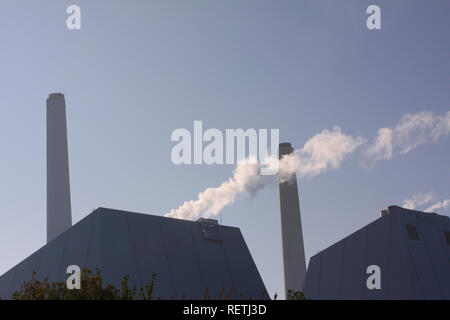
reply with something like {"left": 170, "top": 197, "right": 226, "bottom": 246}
{"left": 9, "top": 268, "right": 271, "bottom": 300}
{"left": 286, "top": 289, "right": 307, "bottom": 300}
{"left": 12, "top": 268, "right": 156, "bottom": 300}
{"left": 272, "top": 290, "right": 307, "bottom": 300}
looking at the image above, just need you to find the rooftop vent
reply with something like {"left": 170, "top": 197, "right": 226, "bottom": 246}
{"left": 197, "top": 218, "right": 221, "bottom": 241}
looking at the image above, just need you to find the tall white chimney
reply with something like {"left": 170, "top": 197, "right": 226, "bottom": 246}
{"left": 47, "top": 93, "right": 72, "bottom": 243}
{"left": 278, "top": 142, "right": 307, "bottom": 297}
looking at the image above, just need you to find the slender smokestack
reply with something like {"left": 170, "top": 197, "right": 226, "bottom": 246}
{"left": 47, "top": 93, "right": 72, "bottom": 243}
{"left": 278, "top": 142, "right": 307, "bottom": 297}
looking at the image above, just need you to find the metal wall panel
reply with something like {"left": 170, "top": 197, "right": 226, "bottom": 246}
{"left": 219, "top": 227, "right": 268, "bottom": 299}
{"left": 385, "top": 212, "right": 417, "bottom": 299}
{"left": 99, "top": 210, "right": 141, "bottom": 289}
{"left": 8, "top": 249, "right": 42, "bottom": 297}
{"left": 58, "top": 213, "right": 97, "bottom": 281}
{"left": 37, "top": 233, "right": 67, "bottom": 283}
{"left": 0, "top": 268, "right": 15, "bottom": 299}
{"left": 126, "top": 212, "right": 176, "bottom": 299}
{"left": 189, "top": 221, "right": 234, "bottom": 299}
{"left": 316, "top": 241, "right": 344, "bottom": 299}
{"left": 85, "top": 211, "right": 102, "bottom": 272}
{"left": 435, "top": 215, "right": 450, "bottom": 265}
{"left": 302, "top": 255, "right": 320, "bottom": 299}
{"left": 415, "top": 214, "right": 450, "bottom": 299}
{"left": 160, "top": 217, "right": 205, "bottom": 299}
{"left": 363, "top": 217, "right": 389, "bottom": 299}
{"left": 400, "top": 212, "right": 442, "bottom": 299}
{"left": 340, "top": 230, "right": 367, "bottom": 300}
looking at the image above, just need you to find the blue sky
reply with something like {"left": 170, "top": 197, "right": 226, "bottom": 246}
{"left": 0, "top": 0, "right": 449, "bottom": 298}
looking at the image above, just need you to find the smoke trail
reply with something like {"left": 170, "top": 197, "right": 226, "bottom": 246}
{"left": 425, "top": 199, "right": 450, "bottom": 213}
{"left": 165, "top": 158, "right": 269, "bottom": 220}
{"left": 165, "top": 126, "right": 364, "bottom": 220}
{"left": 165, "top": 110, "right": 450, "bottom": 221}
{"left": 401, "top": 191, "right": 449, "bottom": 213}
{"left": 278, "top": 126, "right": 365, "bottom": 183}
{"left": 401, "top": 192, "right": 434, "bottom": 210}
{"left": 365, "top": 111, "right": 450, "bottom": 162}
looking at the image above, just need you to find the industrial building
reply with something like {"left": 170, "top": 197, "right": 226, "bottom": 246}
{"left": 302, "top": 206, "right": 450, "bottom": 300}
{"left": 0, "top": 208, "right": 267, "bottom": 299}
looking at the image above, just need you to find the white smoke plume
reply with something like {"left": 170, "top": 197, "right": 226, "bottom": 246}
{"left": 279, "top": 126, "right": 365, "bottom": 183}
{"left": 401, "top": 192, "right": 434, "bottom": 210}
{"left": 401, "top": 192, "right": 449, "bottom": 213}
{"left": 425, "top": 200, "right": 450, "bottom": 213}
{"left": 165, "top": 126, "right": 364, "bottom": 220}
{"left": 365, "top": 111, "right": 450, "bottom": 161}
{"left": 165, "top": 158, "right": 267, "bottom": 220}
{"left": 166, "top": 110, "right": 449, "bottom": 221}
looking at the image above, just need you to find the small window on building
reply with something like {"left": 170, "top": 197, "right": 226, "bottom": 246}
{"left": 406, "top": 224, "right": 420, "bottom": 240}
{"left": 443, "top": 231, "right": 450, "bottom": 246}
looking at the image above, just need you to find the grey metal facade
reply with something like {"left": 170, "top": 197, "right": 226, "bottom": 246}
{"left": 0, "top": 208, "right": 268, "bottom": 299}
{"left": 302, "top": 206, "right": 450, "bottom": 300}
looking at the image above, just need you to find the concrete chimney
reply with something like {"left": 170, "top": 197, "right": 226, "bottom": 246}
{"left": 47, "top": 93, "right": 72, "bottom": 243}
{"left": 278, "top": 142, "right": 307, "bottom": 297}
